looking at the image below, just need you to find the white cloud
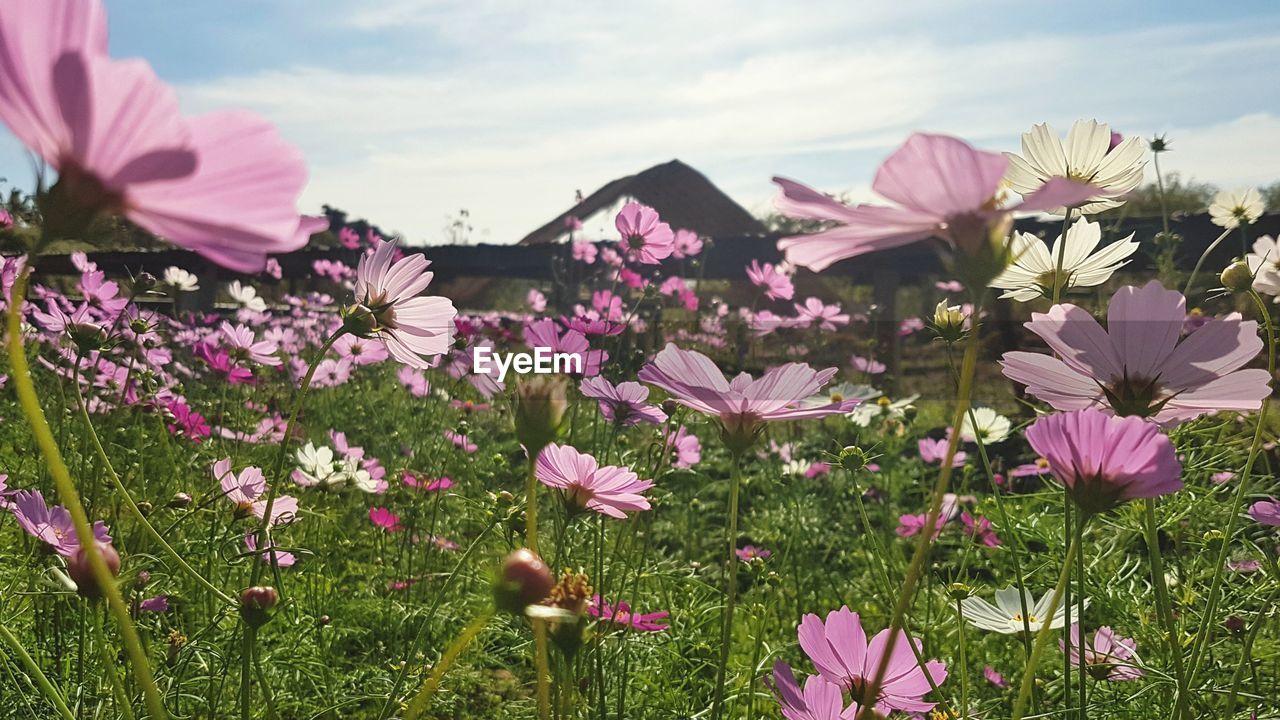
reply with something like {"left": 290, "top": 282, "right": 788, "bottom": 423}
{"left": 166, "top": 4, "right": 1280, "bottom": 244}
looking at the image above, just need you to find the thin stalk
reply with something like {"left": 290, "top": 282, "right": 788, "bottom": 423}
{"left": 526, "top": 454, "right": 542, "bottom": 553}
{"left": 93, "top": 608, "right": 136, "bottom": 720}
{"left": 1181, "top": 227, "right": 1234, "bottom": 297}
{"left": 6, "top": 269, "right": 168, "bottom": 719}
{"left": 0, "top": 622, "right": 76, "bottom": 720}
{"left": 1153, "top": 153, "right": 1170, "bottom": 237}
{"left": 956, "top": 599, "right": 969, "bottom": 719}
{"left": 1076, "top": 515, "right": 1087, "bottom": 720}
{"left": 1186, "top": 290, "right": 1275, "bottom": 685}
{"left": 1143, "top": 498, "right": 1188, "bottom": 720}
{"left": 402, "top": 612, "right": 492, "bottom": 720}
{"left": 1223, "top": 580, "right": 1280, "bottom": 717}
{"left": 1051, "top": 207, "right": 1076, "bottom": 304}
{"left": 855, "top": 316, "right": 981, "bottom": 720}
{"left": 534, "top": 618, "right": 552, "bottom": 720}
{"left": 1012, "top": 527, "right": 1083, "bottom": 720}
{"left": 710, "top": 449, "right": 745, "bottom": 720}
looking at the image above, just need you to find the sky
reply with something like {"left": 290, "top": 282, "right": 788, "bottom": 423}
{"left": 2, "top": 0, "right": 1279, "bottom": 245}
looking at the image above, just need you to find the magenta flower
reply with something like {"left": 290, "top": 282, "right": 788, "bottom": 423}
{"left": 638, "top": 344, "right": 857, "bottom": 452}
{"left": 736, "top": 545, "right": 772, "bottom": 562}
{"left": 918, "top": 437, "right": 966, "bottom": 467}
{"left": 769, "top": 662, "right": 861, "bottom": 720}
{"left": 773, "top": 133, "right": 1099, "bottom": 271}
{"left": 794, "top": 298, "right": 850, "bottom": 331}
{"left": 0, "top": 0, "right": 323, "bottom": 271}
{"left": 572, "top": 240, "right": 598, "bottom": 264}
{"left": 368, "top": 507, "right": 402, "bottom": 532}
{"left": 1248, "top": 498, "right": 1280, "bottom": 527}
{"left": 403, "top": 472, "right": 454, "bottom": 492}
{"left": 536, "top": 444, "right": 653, "bottom": 519}
{"left": 194, "top": 343, "right": 255, "bottom": 385}
{"left": 1001, "top": 281, "right": 1269, "bottom": 425}
{"left": 983, "top": 665, "right": 1008, "bottom": 688}
{"left": 746, "top": 260, "right": 795, "bottom": 301}
{"left": 220, "top": 322, "right": 282, "bottom": 367}
{"left": 1060, "top": 625, "right": 1144, "bottom": 681}
{"left": 672, "top": 229, "right": 704, "bottom": 258}
{"left": 1025, "top": 408, "right": 1182, "bottom": 514}
{"left": 165, "top": 399, "right": 211, "bottom": 442}
{"left": 589, "top": 595, "right": 669, "bottom": 632}
{"left": 138, "top": 595, "right": 170, "bottom": 613}
{"left": 667, "top": 426, "right": 701, "bottom": 468}
{"left": 579, "top": 376, "right": 668, "bottom": 427}
{"left": 443, "top": 430, "right": 477, "bottom": 454}
{"left": 798, "top": 606, "right": 947, "bottom": 714}
{"left": 615, "top": 202, "right": 674, "bottom": 264}
{"left": 523, "top": 319, "right": 607, "bottom": 377}
{"left": 961, "top": 512, "right": 1001, "bottom": 547}
{"left": 8, "top": 490, "right": 110, "bottom": 557}
{"left": 350, "top": 240, "right": 457, "bottom": 369}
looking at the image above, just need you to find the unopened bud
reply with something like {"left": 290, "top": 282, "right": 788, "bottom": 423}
{"left": 838, "top": 446, "right": 869, "bottom": 473}
{"left": 494, "top": 549, "right": 554, "bottom": 614}
{"left": 168, "top": 492, "right": 192, "bottom": 509}
{"left": 947, "top": 582, "right": 973, "bottom": 600}
{"left": 133, "top": 272, "right": 158, "bottom": 293}
{"left": 239, "top": 586, "right": 279, "bottom": 628}
{"left": 514, "top": 376, "right": 568, "bottom": 453}
{"left": 1220, "top": 261, "right": 1254, "bottom": 293}
{"left": 67, "top": 542, "right": 121, "bottom": 599}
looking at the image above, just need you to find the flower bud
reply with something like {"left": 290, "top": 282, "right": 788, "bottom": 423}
{"left": 932, "top": 300, "right": 967, "bottom": 343}
{"left": 837, "top": 445, "right": 869, "bottom": 472}
{"left": 133, "top": 272, "right": 158, "bottom": 293}
{"left": 494, "top": 548, "right": 555, "bottom": 614}
{"left": 168, "top": 492, "right": 193, "bottom": 509}
{"left": 239, "top": 586, "right": 279, "bottom": 628}
{"left": 134, "top": 570, "right": 152, "bottom": 590}
{"left": 513, "top": 376, "right": 568, "bottom": 453}
{"left": 136, "top": 501, "right": 153, "bottom": 516}
{"left": 317, "top": 615, "right": 332, "bottom": 627}
{"left": 946, "top": 582, "right": 973, "bottom": 600}
{"left": 1203, "top": 529, "right": 1226, "bottom": 552}
{"left": 67, "top": 542, "right": 121, "bottom": 599}
{"left": 661, "top": 399, "right": 679, "bottom": 415}
{"left": 1220, "top": 261, "right": 1254, "bottom": 293}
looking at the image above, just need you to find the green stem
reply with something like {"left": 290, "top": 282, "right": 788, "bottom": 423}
{"left": 1223, "top": 579, "right": 1280, "bottom": 717}
{"left": 1011, "top": 526, "right": 1082, "bottom": 720}
{"left": 710, "top": 450, "right": 744, "bottom": 720}
{"left": 1076, "top": 514, "right": 1087, "bottom": 720}
{"left": 94, "top": 607, "right": 136, "bottom": 720}
{"left": 0, "top": 622, "right": 76, "bottom": 720}
{"left": 1181, "top": 227, "right": 1234, "bottom": 297}
{"left": 534, "top": 618, "right": 552, "bottom": 720}
{"left": 957, "top": 599, "right": 969, "bottom": 719}
{"left": 401, "top": 612, "right": 492, "bottom": 720}
{"left": 6, "top": 268, "right": 168, "bottom": 719}
{"left": 1051, "top": 207, "right": 1076, "bottom": 304}
{"left": 526, "top": 453, "right": 541, "bottom": 554}
{"left": 1143, "top": 498, "right": 1188, "bottom": 720}
{"left": 855, "top": 315, "right": 981, "bottom": 720}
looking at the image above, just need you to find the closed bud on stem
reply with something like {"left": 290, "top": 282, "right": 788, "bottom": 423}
{"left": 513, "top": 376, "right": 568, "bottom": 453}
{"left": 1220, "top": 261, "right": 1254, "bottom": 293}
{"left": 67, "top": 542, "right": 121, "bottom": 599}
{"left": 932, "top": 300, "right": 967, "bottom": 343}
{"left": 494, "top": 548, "right": 554, "bottom": 614}
{"left": 133, "top": 271, "right": 158, "bottom": 293}
{"left": 239, "top": 586, "right": 279, "bottom": 628}
{"left": 168, "top": 492, "right": 192, "bottom": 509}
{"left": 837, "top": 445, "right": 869, "bottom": 472}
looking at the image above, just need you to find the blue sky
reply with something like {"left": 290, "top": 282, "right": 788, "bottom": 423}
{"left": 3, "top": 0, "right": 1279, "bottom": 244}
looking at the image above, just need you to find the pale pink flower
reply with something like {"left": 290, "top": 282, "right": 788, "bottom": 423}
{"left": 527, "top": 288, "right": 547, "bottom": 313}
{"left": 1025, "top": 408, "right": 1182, "bottom": 514}
{"left": 536, "top": 444, "right": 653, "bottom": 519}
{"left": 213, "top": 458, "right": 265, "bottom": 510}
{"left": 579, "top": 376, "right": 667, "bottom": 427}
{"left": 252, "top": 495, "right": 299, "bottom": 527}
{"left": 523, "top": 319, "right": 606, "bottom": 377}
{"left": 0, "top": 0, "right": 324, "bottom": 271}
{"left": 1248, "top": 498, "right": 1280, "bottom": 527}
{"left": 244, "top": 533, "right": 295, "bottom": 567}
{"left": 672, "top": 229, "right": 704, "bottom": 258}
{"left": 7, "top": 489, "right": 111, "bottom": 557}
{"left": 918, "top": 437, "right": 966, "bottom": 467}
{"left": 746, "top": 260, "right": 795, "bottom": 301}
{"left": 333, "top": 333, "right": 390, "bottom": 366}
{"left": 798, "top": 606, "right": 947, "bottom": 714}
{"left": 638, "top": 344, "right": 857, "bottom": 450}
{"left": 403, "top": 472, "right": 453, "bottom": 492}
{"left": 667, "top": 426, "right": 701, "bottom": 468}
{"left": 351, "top": 240, "right": 457, "bottom": 369}
{"left": 572, "top": 240, "right": 598, "bottom": 264}
{"left": 219, "top": 322, "right": 281, "bottom": 367}
{"left": 794, "top": 298, "right": 850, "bottom": 330}
{"left": 769, "top": 661, "right": 861, "bottom": 720}
{"left": 983, "top": 666, "right": 1007, "bottom": 688}
{"left": 444, "top": 430, "right": 477, "bottom": 454}
{"left": 1060, "top": 625, "right": 1144, "bottom": 681}
{"left": 616, "top": 202, "right": 674, "bottom": 264}
{"left": 396, "top": 365, "right": 430, "bottom": 397}
{"left": 1001, "top": 281, "right": 1269, "bottom": 424}
{"left": 850, "top": 355, "right": 886, "bottom": 375}
{"left": 773, "top": 133, "right": 1100, "bottom": 271}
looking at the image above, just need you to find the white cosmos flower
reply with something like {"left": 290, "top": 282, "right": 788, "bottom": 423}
{"left": 163, "top": 266, "right": 199, "bottom": 292}
{"left": 1209, "top": 188, "right": 1265, "bottom": 230}
{"left": 961, "top": 587, "right": 1088, "bottom": 634}
{"left": 990, "top": 218, "right": 1138, "bottom": 301}
{"left": 1005, "top": 120, "right": 1146, "bottom": 215}
{"left": 960, "top": 407, "right": 1012, "bottom": 444}
{"left": 803, "top": 382, "right": 881, "bottom": 408}
{"left": 227, "top": 280, "right": 267, "bottom": 313}
{"left": 848, "top": 393, "right": 919, "bottom": 427}
{"left": 337, "top": 457, "right": 378, "bottom": 493}
{"left": 1245, "top": 235, "right": 1280, "bottom": 298}
{"left": 293, "top": 442, "right": 338, "bottom": 487}
{"left": 782, "top": 459, "right": 813, "bottom": 477}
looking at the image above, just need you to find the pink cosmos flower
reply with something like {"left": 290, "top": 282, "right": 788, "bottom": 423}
{"left": 961, "top": 512, "right": 1001, "bottom": 547}
{"left": 1025, "top": 408, "right": 1182, "bottom": 514}
{"left": 983, "top": 666, "right": 1008, "bottom": 688}
{"left": 1060, "top": 625, "right": 1143, "bottom": 681}
{"left": 219, "top": 322, "right": 281, "bottom": 367}
{"left": 536, "top": 444, "right": 653, "bottom": 519}
{"left": 527, "top": 288, "right": 547, "bottom": 313}
{"left": 523, "top": 319, "right": 606, "bottom": 377}
{"left": 638, "top": 344, "right": 858, "bottom": 451}
{"left": 589, "top": 595, "right": 669, "bottom": 632}
{"left": 333, "top": 334, "right": 390, "bottom": 366}
{"left": 252, "top": 495, "right": 299, "bottom": 527}
{"left": 1010, "top": 458, "right": 1052, "bottom": 478}
{"left": 369, "top": 507, "right": 402, "bottom": 532}
{"left": 616, "top": 202, "right": 674, "bottom": 264}
{"left": 572, "top": 240, "right": 598, "bottom": 264}
{"left": 746, "top": 260, "right": 795, "bottom": 301}
{"left": 918, "top": 437, "right": 966, "bottom": 467}
{"left": 213, "top": 458, "right": 265, "bottom": 511}
{"left": 244, "top": 533, "right": 296, "bottom": 568}
{"left": 264, "top": 258, "right": 282, "bottom": 280}
{"left": 579, "top": 376, "right": 668, "bottom": 427}
{"left": 138, "top": 595, "right": 169, "bottom": 613}
{"left": 672, "top": 229, "right": 704, "bottom": 258}
{"left": 564, "top": 214, "right": 584, "bottom": 231}
{"left": 1001, "top": 281, "right": 1269, "bottom": 425}
{"left": 165, "top": 399, "right": 210, "bottom": 442}
{"left": 7, "top": 490, "right": 111, "bottom": 557}
{"left": 0, "top": 0, "right": 323, "bottom": 271}
{"left": 667, "top": 426, "right": 701, "bottom": 468}
{"left": 794, "top": 298, "right": 850, "bottom": 330}
{"left": 396, "top": 365, "right": 430, "bottom": 397}
{"left": 850, "top": 355, "right": 886, "bottom": 375}
{"left": 736, "top": 545, "right": 772, "bottom": 562}
{"left": 798, "top": 606, "right": 947, "bottom": 714}
{"left": 1248, "top": 498, "right": 1280, "bottom": 527}
{"left": 769, "top": 662, "right": 861, "bottom": 720}
{"left": 773, "top": 132, "right": 1101, "bottom": 271}
{"left": 403, "top": 472, "right": 453, "bottom": 492}
{"left": 0, "top": 208, "right": 11, "bottom": 228}
{"left": 898, "top": 318, "right": 925, "bottom": 336}
{"left": 443, "top": 430, "right": 477, "bottom": 454}
{"left": 351, "top": 240, "right": 457, "bottom": 369}
{"left": 338, "top": 226, "right": 361, "bottom": 249}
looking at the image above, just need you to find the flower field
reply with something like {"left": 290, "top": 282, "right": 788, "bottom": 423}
{"left": 3, "top": 2, "right": 1280, "bottom": 720}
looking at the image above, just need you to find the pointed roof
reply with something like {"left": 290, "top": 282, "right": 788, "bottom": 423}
{"left": 517, "top": 159, "right": 767, "bottom": 245}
